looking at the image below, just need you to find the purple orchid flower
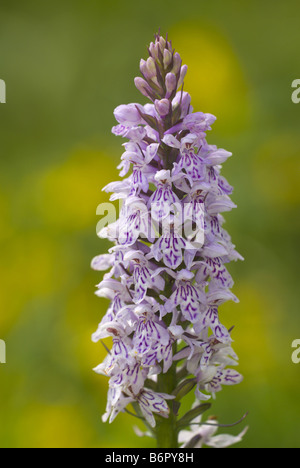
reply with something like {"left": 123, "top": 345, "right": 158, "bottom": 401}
{"left": 92, "top": 33, "right": 246, "bottom": 448}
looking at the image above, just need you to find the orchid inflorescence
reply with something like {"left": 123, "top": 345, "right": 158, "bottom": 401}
{"left": 92, "top": 33, "right": 246, "bottom": 448}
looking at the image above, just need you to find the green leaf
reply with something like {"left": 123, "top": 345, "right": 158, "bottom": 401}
{"left": 177, "top": 403, "right": 212, "bottom": 428}
{"left": 184, "top": 434, "right": 202, "bottom": 449}
{"left": 135, "top": 107, "right": 159, "bottom": 129}
{"left": 172, "top": 400, "right": 181, "bottom": 417}
{"left": 172, "top": 378, "right": 197, "bottom": 401}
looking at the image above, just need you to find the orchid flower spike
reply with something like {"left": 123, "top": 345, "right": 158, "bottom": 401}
{"left": 92, "top": 32, "right": 246, "bottom": 449}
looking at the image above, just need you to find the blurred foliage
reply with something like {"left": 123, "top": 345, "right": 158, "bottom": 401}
{"left": 0, "top": 0, "right": 299, "bottom": 448}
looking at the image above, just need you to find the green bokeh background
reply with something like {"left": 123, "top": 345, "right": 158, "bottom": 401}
{"left": 0, "top": 0, "right": 299, "bottom": 448}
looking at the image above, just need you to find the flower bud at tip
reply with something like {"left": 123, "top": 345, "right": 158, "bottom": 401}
{"left": 177, "top": 65, "right": 188, "bottom": 89}
{"left": 165, "top": 72, "right": 177, "bottom": 98}
{"left": 146, "top": 57, "right": 157, "bottom": 79}
{"left": 154, "top": 98, "right": 170, "bottom": 117}
{"left": 134, "top": 77, "right": 154, "bottom": 100}
{"left": 172, "top": 52, "right": 182, "bottom": 75}
{"left": 163, "top": 49, "right": 173, "bottom": 69}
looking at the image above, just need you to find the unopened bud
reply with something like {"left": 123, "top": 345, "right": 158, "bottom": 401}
{"left": 149, "top": 42, "right": 156, "bottom": 58}
{"left": 172, "top": 91, "right": 192, "bottom": 118}
{"left": 165, "top": 72, "right": 177, "bottom": 98}
{"left": 149, "top": 41, "right": 161, "bottom": 60}
{"left": 140, "top": 59, "right": 148, "bottom": 76}
{"left": 172, "top": 52, "right": 182, "bottom": 75}
{"left": 154, "top": 98, "right": 170, "bottom": 117}
{"left": 158, "top": 36, "right": 166, "bottom": 51}
{"left": 134, "top": 77, "right": 154, "bottom": 100}
{"left": 163, "top": 49, "right": 173, "bottom": 68}
{"left": 177, "top": 65, "right": 188, "bottom": 89}
{"left": 146, "top": 57, "right": 157, "bottom": 79}
{"left": 140, "top": 58, "right": 156, "bottom": 81}
{"left": 154, "top": 42, "right": 161, "bottom": 59}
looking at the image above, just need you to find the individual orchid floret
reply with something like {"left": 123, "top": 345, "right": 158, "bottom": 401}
{"left": 92, "top": 32, "right": 246, "bottom": 449}
{"left": 132, "top": 304, "right": 172, "bottom": 366}
{"left": 178, "top": 413, "right": 248, "bottom": 448}
{"left": 118, "top": 142, "right": 159, "bottom": 194}
{"left": 148, "top": 215, "right": 192, "bottom": 270}
{"left": 118, "top": 198, "right": 151, "bottom": 246}
{"left": 148, "top": 170, "right": 180, "bottom": 221}
{"left": 134, "top": 389, "right": 175, "bottom": 428}
{"left": 183, "top": 111, "right": 217, "bottom": 135}
{"left": 164, "top": 269, "right": 207, "bottom": 324}
{"left": 123, "top": 250, "right": 165, "bottom": 303}
{"left": 196, "top": 366, "right": 243, "bottom": 400}
{"left": 114, "top": 103, "right": 145, "bottom": 127}
{"left": 163, "top": 133, "right": 206, "bottom": 182}
{"left": 91, "top": 253, "right": 114, "bottom": 272}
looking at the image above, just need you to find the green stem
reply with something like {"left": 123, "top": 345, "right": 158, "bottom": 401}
{"left": 155, "top": 348, "right": 178, "bottom": 448}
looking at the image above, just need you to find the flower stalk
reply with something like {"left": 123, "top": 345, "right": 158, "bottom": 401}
{"left": 156, "top": 358, "right": 178, "bottom": 448}
{"left": 92, "top": 32, "right": 247, "bottom": 449}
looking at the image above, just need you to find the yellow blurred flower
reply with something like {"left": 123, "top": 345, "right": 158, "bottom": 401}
{"left": 37, "top": 147, "right": 118, "bottom": 230}
{"left": 169, "top": 22, "right": 251, "bottom": 134}
{"left": 254, "top": 135, "right": 300, "bottom": 206}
